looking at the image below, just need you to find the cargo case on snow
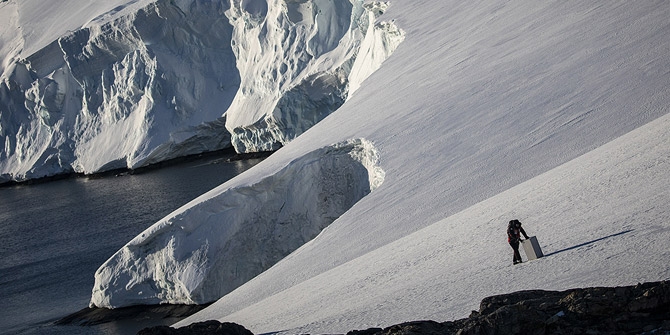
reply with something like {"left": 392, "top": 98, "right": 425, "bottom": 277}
{"left": 522, "top": 236, "right": 544, "bottom": 260}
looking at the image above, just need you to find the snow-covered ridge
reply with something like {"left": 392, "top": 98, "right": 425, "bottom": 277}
{"left": 0, "top": 0, "right": 404, "bottom": 183}
{"left": 90, "top": 138, "right": 384, "bottom": 308}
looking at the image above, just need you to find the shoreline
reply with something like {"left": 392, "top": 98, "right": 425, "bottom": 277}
{"left": 0, "top": 148, "right": 274, "bottom": 188}
{"left": 56, "top": 304, "right": 212, "bottom": 327}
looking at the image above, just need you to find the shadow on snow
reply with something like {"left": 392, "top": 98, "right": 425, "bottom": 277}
{"left": 544, "top": 229, "right": 633, "bottom": 257}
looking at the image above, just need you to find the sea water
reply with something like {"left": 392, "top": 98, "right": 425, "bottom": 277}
{"left": 0, "top": 154, "right": 265, "bottom": 334}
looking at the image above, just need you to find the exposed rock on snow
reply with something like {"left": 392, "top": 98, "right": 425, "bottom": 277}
{"left": 90, "top": 138, "right": 384, "bottom": 308}
{"left": 138, "top": 320, "right": 253, "bottom": 335}
{"left": 135, "top": 281, "right": 670, "bottom": 334}
{"left": 0, "top": 0, "right": 404, "bottom": 183}
{"left": 348, "top": 281, "right": 670, "bottom": 335}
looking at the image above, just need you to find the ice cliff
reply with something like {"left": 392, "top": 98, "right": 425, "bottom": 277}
{"left": 90, "top": 138, "right": 384, "bottom": 308}
{"left": 0, "top": 0, "right": 404, "bottom": 183}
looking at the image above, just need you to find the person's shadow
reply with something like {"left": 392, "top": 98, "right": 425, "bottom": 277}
{"left": 544, "top": 229, "right": 633, "bottom": 257}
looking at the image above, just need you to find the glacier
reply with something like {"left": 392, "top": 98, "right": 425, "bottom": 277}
{"left": 90, "top": 138, "right": 384, "bottom": 308}
{"left": 156, "top": 1, "right": 667, "bottom": 333}
{"left": 3, "top": 0, "right": 670, "bottom": 333}
{"left": 0, "top": 0, "right": 404, "bottom": 183}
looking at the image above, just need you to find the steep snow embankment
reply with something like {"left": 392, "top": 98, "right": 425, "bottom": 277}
{"left": 178, "top": 98, "right": 670, "bottom": 335}
{"left": 90, "top": 138, "right": 384, "bottom": 308}
{"left": 0, "top": 0, "right": 403, "bottom": 183}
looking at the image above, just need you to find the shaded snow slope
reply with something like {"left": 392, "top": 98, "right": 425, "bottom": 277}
{"left": 155, "top": 0, "right": 668, "bottom": 333}
{"left": 90, "top": 138, "right": 384, "bottom": 308}
{"left": 3, "top": 1, "right": 142, "bottom": 60}
{"left": 0, "top": 0, "right": 403, "bottom": 182}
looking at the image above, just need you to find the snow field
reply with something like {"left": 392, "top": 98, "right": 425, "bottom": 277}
{"left": 178, "top": 106, "right": 670, "bottom": 335}
{"left": 169, "top": 1, "right": 670, "bottom": 333}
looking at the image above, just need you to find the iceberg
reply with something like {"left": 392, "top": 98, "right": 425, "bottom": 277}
{"left": 0, "top": 0, "right": 404, "bottom": 183}
{"left": 90, "top": 138, "right": 384, "bottom": 308}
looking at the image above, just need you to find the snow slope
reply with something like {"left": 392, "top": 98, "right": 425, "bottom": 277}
{"left": 2, "top": 0, "right": 660, "bottom": 332}
{"left": 178, "top": 110, "right": 670, "bottom": 333}
{"left": 167, "top": 0, "right": 670, "bottom": 333}
{"left": 84, "top": 0, "right": 670, "bottom": 332}
{"left": 0, "top": 0, "right": 403, "bottom": 182}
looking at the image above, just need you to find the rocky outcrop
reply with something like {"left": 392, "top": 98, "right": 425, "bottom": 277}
{"left": 138, "top": 321, "right": 253, "bottom": 335}
{"left": 135, "top": 281, "right": 669, "bottom": 334}
{"left": 56, "top": 304, "right": 209, "bottom": 327}
{"left": 348, "top": 281, "right": 670, "bottom": 335}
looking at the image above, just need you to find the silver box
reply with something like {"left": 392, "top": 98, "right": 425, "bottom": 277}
{"left": 522, "top": 236, "right": 544, "bottom": 260}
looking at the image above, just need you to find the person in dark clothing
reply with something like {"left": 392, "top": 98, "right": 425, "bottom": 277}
{"left": 507, "top": 219, "right": 529, "bottom": 264}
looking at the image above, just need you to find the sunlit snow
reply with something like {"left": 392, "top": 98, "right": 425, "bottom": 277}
{"left": 0, "top": 0, "right": 403, "bottom": 182}
{"left": 2, "top": 0, "right": 669, "bottom": 334}
{"left": 174, "top": 1, "right": 670, "bottom": 333}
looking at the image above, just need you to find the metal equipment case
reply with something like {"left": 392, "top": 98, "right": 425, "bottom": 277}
{"left": 522, "top": 236, "right": 544, "bottom": 260}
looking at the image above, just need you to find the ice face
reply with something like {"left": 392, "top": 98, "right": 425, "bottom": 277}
{"left": 90, "top": 138, "right": 385, "bottom": 308}
{"left": 1, "top": 0, "right": 239, "bottom": 181}
{"left": 226, "top": 0, "right": 405, "bottom": 153}
{"left": 0, "top": 0, "right": 404, "bottom": 183}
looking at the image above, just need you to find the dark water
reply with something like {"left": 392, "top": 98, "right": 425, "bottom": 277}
{"left": 0, "top": 154, "right": 264, "bottom": 335}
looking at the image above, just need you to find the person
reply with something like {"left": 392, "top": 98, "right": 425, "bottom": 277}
{"left": 507, "top": 219, "right": 529, "bottom": 265}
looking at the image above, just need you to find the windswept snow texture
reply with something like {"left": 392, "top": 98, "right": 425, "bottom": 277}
{"left": 182, "top": 113, "right": 670, "bottom": 334}
{"left": 159, "top": 1, "right": 668, "bottom": 334}
{"left": 0, "top": 0, "right": 404, "bottom": 182}
{"left": 90, "top": 138, "right": 384, "bottom": 308}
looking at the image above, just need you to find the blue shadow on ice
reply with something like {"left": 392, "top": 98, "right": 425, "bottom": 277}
{"left": 544, "top": 229, "right": 633, "bottom": 257}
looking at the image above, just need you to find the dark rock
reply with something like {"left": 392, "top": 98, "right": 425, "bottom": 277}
{"left": 137, "top": 320, "right": 253, "bottom": 335}
{"left": 348, "top": 327, "right": 384, "bottom": 335}
{"left": 350, "top": 281, "right": 670, "bottom": 335}
{"left": 56, "top": 304, "right": 210, "bottom": 326}
{"left": 347, "top": 320, "right": 462, "bottom": 335}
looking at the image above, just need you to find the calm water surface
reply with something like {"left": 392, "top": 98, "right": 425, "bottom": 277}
{"left": 0, "top": 154, "right": 264, "bottom": 334}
